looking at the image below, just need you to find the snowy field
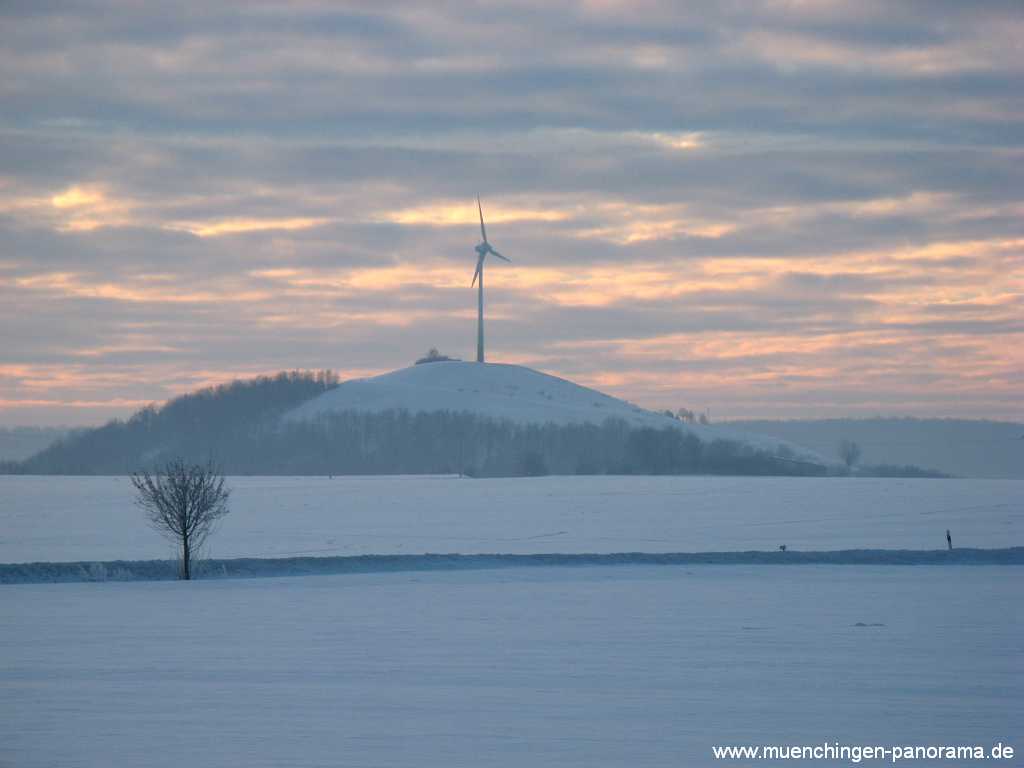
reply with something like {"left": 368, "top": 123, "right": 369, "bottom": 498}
{"left": 1, "top": 475, "right": 1021, "bottom": 564}
{"left": 2, "top": 565, "right": 1021, "bottom": 767}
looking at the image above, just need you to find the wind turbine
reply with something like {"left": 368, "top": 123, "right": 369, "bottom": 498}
{"left": 471, "top": 196, "right": 510, "bottom": 363}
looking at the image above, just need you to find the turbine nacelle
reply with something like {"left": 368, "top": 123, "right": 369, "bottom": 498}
{"left": 470, "top": 197, "right": 510, "bottom": 288}
{"left": 475, "top": 241, "right": 509, "bottom": 260}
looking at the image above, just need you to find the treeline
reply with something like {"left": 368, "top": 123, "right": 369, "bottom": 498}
{"left": 6, "top": 371, "right": 339, "bottom": 475}
{"left": 258, "top": 411, "right": 831, "bottom": 477}
{"left": 7, "top": 404, "right": 828, "bottom": 477}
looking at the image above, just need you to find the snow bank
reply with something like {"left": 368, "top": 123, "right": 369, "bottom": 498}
{"left": 3, "top": 548, "right": 1023, "bottom": 584}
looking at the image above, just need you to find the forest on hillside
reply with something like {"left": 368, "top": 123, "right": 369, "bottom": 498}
{"left": 6, "top": 371, "right": 339, "bottom": 475}
{"left": 3, "top": 371, "right": 946, "bottom": 478}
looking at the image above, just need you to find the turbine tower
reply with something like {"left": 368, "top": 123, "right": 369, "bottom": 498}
{"left": 471, "top": 196, "right": 510, "bottom": 363}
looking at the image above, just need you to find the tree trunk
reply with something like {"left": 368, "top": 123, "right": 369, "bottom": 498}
{"left": 182, "top": 535, "right": 191, "bottom": 580}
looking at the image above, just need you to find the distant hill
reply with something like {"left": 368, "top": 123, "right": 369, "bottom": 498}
{"left": 8, "top": 363, "right": 834, "bottom": 477}
{"left": 0, "top": 427, "right": 74, "bottom": 462}
{"left": 6, "top": 363, "right": 953, "bottom": 478}
{"left": 726, "top": 418, "right": 1024, "bottom": 479}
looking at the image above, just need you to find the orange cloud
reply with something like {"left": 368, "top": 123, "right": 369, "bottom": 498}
{"left": 386, "top": 201, "right": 569, "bottom": 227}
{"left": 48, "top": 184, "right": 137, "bottom": 231}
{"left": 166, "top": 217, "right": 331, "bottom": 237}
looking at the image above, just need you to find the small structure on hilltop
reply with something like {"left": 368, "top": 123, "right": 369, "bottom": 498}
{"left": 415, "top": 348, "right": 459, "bottom": 365}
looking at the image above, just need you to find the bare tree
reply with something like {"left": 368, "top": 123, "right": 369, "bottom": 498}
{"left": 838, "top": 439, "right": 862, "bottom": 471}
{"left": 131, "top": 459, "right": 231, "bottom": 580}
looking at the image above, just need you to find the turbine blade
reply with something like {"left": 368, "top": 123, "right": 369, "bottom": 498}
{"left": 477, "top": 195, "right": 488, "bottom": 243}
{"left": 471, "top": 254, "right": 484, "bottom": 286}
{"left": 489, "top": 248, "right": 511, "bottom": 262}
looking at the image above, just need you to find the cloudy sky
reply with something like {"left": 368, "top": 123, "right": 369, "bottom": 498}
{"left": 2, "top": 0, "right": 1022, "bottom": 426}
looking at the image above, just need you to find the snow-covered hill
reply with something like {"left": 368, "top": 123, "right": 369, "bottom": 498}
{"left": 285, "top": 361, "right": 824, "bottom": 463}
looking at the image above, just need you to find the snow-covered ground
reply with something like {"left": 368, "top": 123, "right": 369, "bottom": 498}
{"left": 5, "top": 475, "right": 1020, "bottom": 764}
{"left": 2, "top": 565, "right": 1020, "bottom": 767}
{"left": 285, "top": 361, "right": 827, "bottom": 462}
{"left": 1, "top": 475, "right": 1020, "bottom": 564}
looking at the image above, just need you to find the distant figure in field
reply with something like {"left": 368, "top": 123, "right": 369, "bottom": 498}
{"left": 946, "top": 529, "right": 953, "bottom": 550}
{"left": 779, "top": 544, "right": 787, "bottom": 552}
